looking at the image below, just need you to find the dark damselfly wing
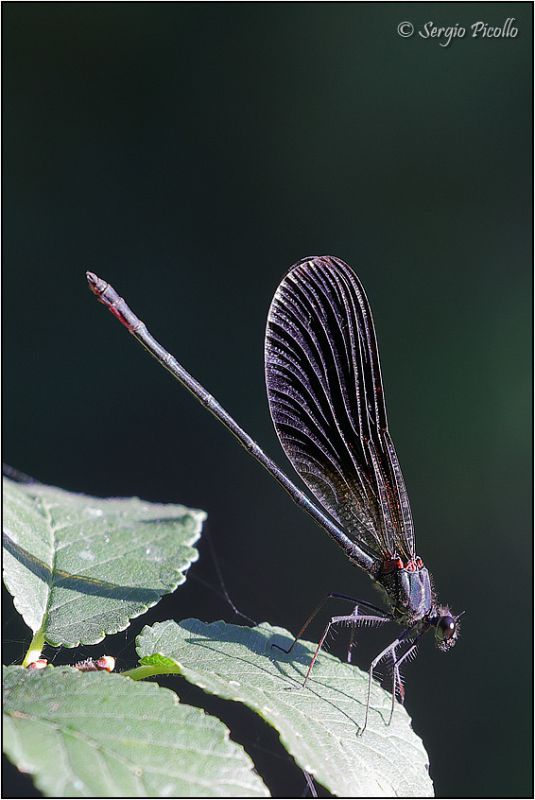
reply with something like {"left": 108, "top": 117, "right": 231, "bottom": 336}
{"left": 265, "top": 256, "right": 415, "bottom": 563}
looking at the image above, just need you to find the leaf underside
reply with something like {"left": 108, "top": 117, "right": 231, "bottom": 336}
{"left": 2, "top": 477, "right": 205, "bottom": 647}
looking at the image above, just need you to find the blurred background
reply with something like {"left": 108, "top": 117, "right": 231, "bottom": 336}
{"left": 3, "top": 3, "right": 532, "bottom": 797}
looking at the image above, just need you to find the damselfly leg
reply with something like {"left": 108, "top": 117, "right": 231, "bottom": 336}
{"left": 272, "top": 592, "right": 391, "bottom": 686}
{"left": 347, "top": 626, "right": 358, "bottom": 664}
{"left": 387, "top": 635, "right": 421, "bottom": 725}
{"left": 304, "top": 610, "right": 391, "bottom": 687}
{"left": 361, "top": 627, "right": 420, "bottom": 734}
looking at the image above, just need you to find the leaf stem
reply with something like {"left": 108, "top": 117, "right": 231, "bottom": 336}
{"left": 122, "top": 664, "right": 180, "bottom": 681}
{"left": 22, "top": 629, "right": 46, "bottom": 667}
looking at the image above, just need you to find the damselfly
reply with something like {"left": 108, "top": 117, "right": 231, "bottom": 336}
{"left": 87, "top": 256, "right": 460, "bottom": 731}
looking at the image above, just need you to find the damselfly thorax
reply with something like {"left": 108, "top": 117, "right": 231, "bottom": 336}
{"left": 375, "top": 557, "right": 433, "bottom": 625}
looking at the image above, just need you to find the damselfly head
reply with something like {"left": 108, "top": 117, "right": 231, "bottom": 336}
{"left": 432, "top": 606, "right": 461, "bottom": 652}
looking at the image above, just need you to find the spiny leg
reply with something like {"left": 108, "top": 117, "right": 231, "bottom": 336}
{"left": 347, "top": 625, "right": 357, "bottom": 664}
{"left": 388, "top": 638, "right": 420, "bottom": 725}
{"left": 360, "top": 627, "right": 416, "bottom": 735}
{"left": 302, "top": 611, "right": 390, "bottom": 688}
{"left": 347, "top": 604, "right": 391, "bottom": 662}
{"left": 272, "top": 592, "right": 390, "bottom": 656}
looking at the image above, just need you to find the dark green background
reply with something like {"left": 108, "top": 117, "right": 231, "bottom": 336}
{"left": 3, "top": 3, "right": 532, "bottom": 797}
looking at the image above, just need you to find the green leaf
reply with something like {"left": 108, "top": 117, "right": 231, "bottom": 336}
{"left": 2, "top": 477, "right": 205, "bottom": 648}
{"left": 2, "top": 665, "right": 269, "bottom": 798}
{"left": 137, "top": 619, "right": 434, "bottom": 798}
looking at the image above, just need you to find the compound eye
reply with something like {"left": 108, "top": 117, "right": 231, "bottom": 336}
{"left": 438, "top": 616, "right": 456, "bottom": 640}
